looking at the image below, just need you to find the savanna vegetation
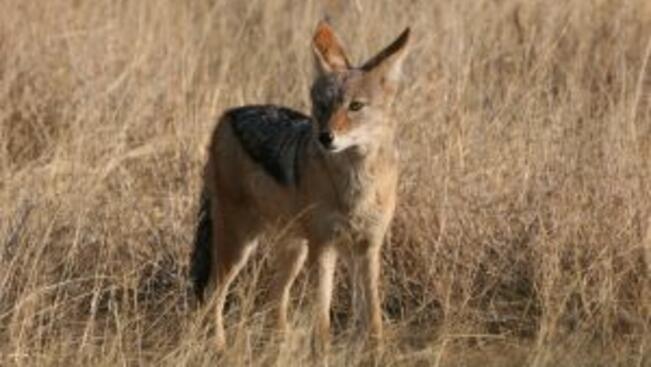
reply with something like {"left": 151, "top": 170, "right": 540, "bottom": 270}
{"left": 1, "top": 1, "right": 650, "bottom": 365}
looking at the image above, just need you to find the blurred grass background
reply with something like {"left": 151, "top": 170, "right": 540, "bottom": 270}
{"left": 1, "top": 0, "right": 650, "bottom": 365}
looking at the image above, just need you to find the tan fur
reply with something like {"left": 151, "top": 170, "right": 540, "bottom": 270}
{"left": 199, "top": 21, "right": 410, "bottom": 354}
{"left": 331, "top": 109, "right": 351, "bottom": 133}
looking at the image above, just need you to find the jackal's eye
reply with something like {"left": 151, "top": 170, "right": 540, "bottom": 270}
{"left": 348, "top": 100, "right": 366, "bottom": 112}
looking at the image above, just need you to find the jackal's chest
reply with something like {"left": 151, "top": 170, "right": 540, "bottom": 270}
{"left": 308, "top": 164, "right": 397, "bottom": 247}
{"left": 318, "top": 196, "right": 392, "bottom": 253}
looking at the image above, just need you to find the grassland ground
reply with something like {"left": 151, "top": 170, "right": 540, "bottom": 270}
{"left": 1, "top": 1, "right": 650, "bottom": 366}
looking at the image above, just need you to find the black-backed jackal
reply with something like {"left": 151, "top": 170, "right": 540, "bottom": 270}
{"left": 190, "top": 21, "right": 410, "bottom": 353}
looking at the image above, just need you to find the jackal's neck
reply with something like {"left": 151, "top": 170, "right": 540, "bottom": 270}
{"left": 305, "top": 123, "right": 397, "bottom": 214}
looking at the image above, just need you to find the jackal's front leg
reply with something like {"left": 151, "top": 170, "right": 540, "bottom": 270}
{"left": 269, "top": 241, "right": 308, "bottom": 336}
{"left": 358, "top": 246, "right": 383, "bottom": 342}
{"left": 314, "top": 245, "right": 337, "bottom": 356}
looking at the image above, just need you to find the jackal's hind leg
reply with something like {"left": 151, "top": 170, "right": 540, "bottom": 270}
{"left": 269, "top": 240, "right": 308, "bottom": 336}
{"left": 211, "top": 216, "right": 258, "bottom": 351}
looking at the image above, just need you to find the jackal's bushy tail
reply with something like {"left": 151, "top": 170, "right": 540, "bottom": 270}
{"left": 190, "top": 189, "right": 212, "bottom": 302}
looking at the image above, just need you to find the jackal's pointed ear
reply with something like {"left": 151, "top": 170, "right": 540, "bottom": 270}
{"left": 361, "top": 27, "right": 410, "bottom": 85}
{"left": 313, "top": 20, "right": 350, "bottom": 73}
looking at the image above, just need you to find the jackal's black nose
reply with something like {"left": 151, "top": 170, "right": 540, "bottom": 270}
{"left": 319, "top": 131, "right": 334, "bottom": 148}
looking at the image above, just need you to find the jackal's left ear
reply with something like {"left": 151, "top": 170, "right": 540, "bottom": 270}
{"left": 361, "top": 27, "right": 410, "bottom": 86}
{"left": 313, "top": 20, "right": 351, "bottom": 73}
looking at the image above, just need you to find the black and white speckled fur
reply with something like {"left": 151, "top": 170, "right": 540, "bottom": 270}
{"left": 228, "top": 105, "right": 313, "bottom": 186}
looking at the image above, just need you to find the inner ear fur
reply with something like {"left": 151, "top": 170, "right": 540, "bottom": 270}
{"left": 313, "top": 20, "right": 351, "bottom": 73}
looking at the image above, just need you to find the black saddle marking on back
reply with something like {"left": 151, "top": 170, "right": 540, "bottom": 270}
{"left": 227, "top": 105, "right": 313, "bottom": 186}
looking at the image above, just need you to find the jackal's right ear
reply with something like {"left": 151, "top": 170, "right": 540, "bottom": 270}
{"left": 313, "top": 20, "right": 350, "bottom": 73}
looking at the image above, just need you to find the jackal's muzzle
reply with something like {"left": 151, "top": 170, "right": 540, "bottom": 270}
{"left": 318, "top": 130, "right": 335, "bottom": 149}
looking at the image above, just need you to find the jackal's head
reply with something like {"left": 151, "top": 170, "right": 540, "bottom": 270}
{"left": 310, "top": 21, "right": 410, "bottom": 153}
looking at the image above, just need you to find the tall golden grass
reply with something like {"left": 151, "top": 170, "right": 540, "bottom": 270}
{"left": 1, "top": 0, "right": 650, "bottom": 365}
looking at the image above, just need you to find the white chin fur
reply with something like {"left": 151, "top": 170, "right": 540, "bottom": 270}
{"left": 330, "top": 135, "right": 357, "bottom": 152}
{"left": 330, "top": 135, "right": 371, "bottom": 156}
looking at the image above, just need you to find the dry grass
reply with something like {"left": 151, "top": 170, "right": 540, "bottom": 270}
{"left": 1, "top": 0, "right": 651, "bottom": 366}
